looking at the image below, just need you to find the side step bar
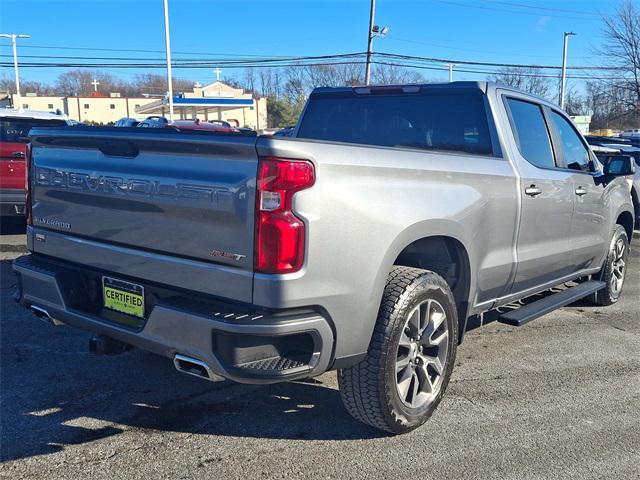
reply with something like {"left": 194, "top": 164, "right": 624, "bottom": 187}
{"left": 498, "top": 280, "right": 606, "bottom": 327}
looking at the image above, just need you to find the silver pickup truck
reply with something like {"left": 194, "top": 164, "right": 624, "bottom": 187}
{"left": 14, "top": 82, "right": 635, "bottom": 434}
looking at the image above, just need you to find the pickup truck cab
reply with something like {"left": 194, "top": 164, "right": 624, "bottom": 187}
{"left": 13, "top": 82, "right": 635, "bottom": 434}
{"left": 0, "top": 109, "right": 72, "bottom": 216}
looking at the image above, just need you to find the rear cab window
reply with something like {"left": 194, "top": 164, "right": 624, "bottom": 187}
{"left": 0, "top": 117, "right": 68, "bottom": 143}
{"left": 297, "top": 88, "right": 497, "bottom": 157}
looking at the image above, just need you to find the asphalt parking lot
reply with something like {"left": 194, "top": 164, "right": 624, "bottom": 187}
{"left": 1, "top": 219, "right": 639, "bottom": 480}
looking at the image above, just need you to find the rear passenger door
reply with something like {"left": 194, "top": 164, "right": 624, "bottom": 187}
{"left": 546, "top": 110, "right": 607, "bottom": 270}
{"left": 503, "top": 96, "right": 576, "bottom": 293}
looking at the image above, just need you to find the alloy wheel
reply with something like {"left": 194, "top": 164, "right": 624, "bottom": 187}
{"left": 395, "top": 299, "right": 449, "bottom": 409}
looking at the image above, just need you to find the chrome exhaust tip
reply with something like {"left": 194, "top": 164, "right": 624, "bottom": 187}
{"left": 30, "top": 305, "right": 64, "bottom": 326}
{"left": 173, "top": 354, "right": 224, "bottom": 382}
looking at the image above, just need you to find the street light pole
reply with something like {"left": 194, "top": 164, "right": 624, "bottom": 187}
{"left": 559, "top": 31, "right": 575, "bottom": 110}
{"left": 0, "top": 33, "right": 30, "bottom": 110}
{"left": 364, "top": 0, "right": 376, "bottom": 85}
{"left": 162, "top": 0, "right": 174, "bottom": 121}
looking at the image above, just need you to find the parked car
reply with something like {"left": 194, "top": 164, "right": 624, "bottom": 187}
{"left": 621, "top": 128, "right": 640, "bottom": 139}
{"left": 208, "top": 119, "right": 232, "bottom": 128}
{"left": 137, "top": 116, "right": 170, "bottom": 129}
{"left": 0, "top": 109, "right": 72, "bottom": 216}
{"left": 114, "top": 117, "right": 140, "bottom": 127}
{"left": 272, "top": 126, "right": 295, "bottom": 137}
{"left": 171, "top": 119, "right": 239, "bottom": 133}
{"left": 14, "top": 82, "right": 635, "bottom": 434}
{"left": 584, "top": 135, "right": 631, "bottom": 146}
{"left": 586, "top": 139, "right": 640, "bottom": 227}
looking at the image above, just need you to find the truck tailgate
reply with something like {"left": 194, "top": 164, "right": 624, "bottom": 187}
{"left": 29, "top": 128, "right": 258, "bottom": 301}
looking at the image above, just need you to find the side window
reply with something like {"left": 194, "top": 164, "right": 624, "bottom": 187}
{"left": 549, "top": 111, "right": 592, "bottom": 173}
{"left": 505, "top": 98, "right": 555, "bottom": 169}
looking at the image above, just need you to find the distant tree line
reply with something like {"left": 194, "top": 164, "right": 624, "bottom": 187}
{"left": 0, "top": 71, "right": 197, "bottom": 98}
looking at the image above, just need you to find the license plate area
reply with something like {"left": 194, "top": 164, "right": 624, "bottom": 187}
{"left": 102, "top": 276, "right": 145, "bottom": 319}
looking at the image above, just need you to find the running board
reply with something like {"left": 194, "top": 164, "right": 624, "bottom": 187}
{"left": 498, "top": 280, "right": 606, "bottom": 327}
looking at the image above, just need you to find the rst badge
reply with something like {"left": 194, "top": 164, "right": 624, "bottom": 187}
{"left": 210, "top": 250, "right": 246, "bottom": 262}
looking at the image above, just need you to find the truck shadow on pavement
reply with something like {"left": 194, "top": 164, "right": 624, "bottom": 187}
{"left": 0, "top": 259, "right": 383, "bottom": 463}
{"left": 0, "top": 217, "right": 26, "bottom": 235}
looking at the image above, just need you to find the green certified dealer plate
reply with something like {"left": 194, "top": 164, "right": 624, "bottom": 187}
{"left": 103, "top": 276, "right": 145, "bottom": 318}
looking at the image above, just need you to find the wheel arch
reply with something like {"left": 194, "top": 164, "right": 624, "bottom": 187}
{"left": 392, "top": 235, "right": 472, "bottom": 344}
{"left": 616, "top": 209, "right": 635, "bottom": 244}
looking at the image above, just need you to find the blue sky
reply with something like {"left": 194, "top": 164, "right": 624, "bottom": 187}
{"left": 0, "top": 0, "right": 621, "bottom": 87}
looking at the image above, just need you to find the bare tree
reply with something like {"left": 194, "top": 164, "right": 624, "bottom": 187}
{"left": 371, "top": 64, "right": 424, "bottom": 85}
{"left": 0, "top": 75, "right": 55, "bottom": 96}
{"left": 597, "top": 0, "right": 640, "bottom": 125}
{"left": 489, "top": 67, "right": 552, "bottom": 99}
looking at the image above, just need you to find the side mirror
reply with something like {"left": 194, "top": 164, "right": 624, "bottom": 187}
{"left": 602, "top": 154, "right": 636, "bottom": 177}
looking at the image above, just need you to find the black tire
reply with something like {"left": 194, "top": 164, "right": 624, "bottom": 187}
{"left": 338, "top": 266, "right": 458, "bottom": 434}
{"left": 592, "top": 225, "right": 629, "bottom": 306}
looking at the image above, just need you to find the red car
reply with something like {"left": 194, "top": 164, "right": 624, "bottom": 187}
{"left": 0, "top": 109, "right": 72, "bottom": 216}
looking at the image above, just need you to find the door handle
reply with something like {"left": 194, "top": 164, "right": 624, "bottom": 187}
{"left": 575, "top": 186, "right": 587, "bottom": 196}
{"left": 12, "top": 151, "right": 25, "bottom": 159}
{"left": 524, "top": 185, "right": 542, "bottom": 197}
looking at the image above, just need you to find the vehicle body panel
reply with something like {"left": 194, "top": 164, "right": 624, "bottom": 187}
{"left": 14, "top": 82, "right": 636, "bottom": 382}
{"left": 29, "top": 128, "right": 259, "bottom": 302}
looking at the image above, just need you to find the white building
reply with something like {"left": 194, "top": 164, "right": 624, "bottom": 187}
{"left": 136, "top": 81, "right": 267, "bottom": 130}
{"left": 7, "top": 81, "right": 267, "bottom": 129}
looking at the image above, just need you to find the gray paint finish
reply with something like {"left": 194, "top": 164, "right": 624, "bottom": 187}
{"left": 17, "top": 82, "right": 635, "bottom": 378}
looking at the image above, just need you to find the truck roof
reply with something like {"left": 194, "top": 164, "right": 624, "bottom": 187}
{"left": 0, "top": 108, "right": 70, "bottom": 121}
{"left": 310, "top": 81, "right": 489, "bottom": 96}
{"left": 309, "top": 81, "right": 550, "bottom": 103}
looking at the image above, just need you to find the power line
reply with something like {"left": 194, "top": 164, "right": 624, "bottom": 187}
{"left": 0, "top": 49, "right": 623, "bottom": 71}
{"left": 431, "top": 0, "right": 600, "bottom": 21}
{"left": 375, "top": 52, "right": 623, "bottom": 71}
{"left": 371, "top": 61, "right": 628, "bottom": 81}
{"left": 385, "top": 36, "right": 585, "bottom": 60}
{"left": 0, "top": 42, "right": 297, "bottom": 58}
{"left": 480, "top": 0, "right": 603, "bottom": 17}
{"left": 1, "top": 57, "right": 630, "bottom": 81}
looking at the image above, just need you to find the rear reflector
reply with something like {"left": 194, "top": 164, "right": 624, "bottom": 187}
{"left": 255, "top": 157, "right": 315, "bottom": 274}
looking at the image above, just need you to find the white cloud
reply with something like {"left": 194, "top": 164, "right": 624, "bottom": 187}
{"left": 535, "top": 16, "right": 552, "bottom": 32}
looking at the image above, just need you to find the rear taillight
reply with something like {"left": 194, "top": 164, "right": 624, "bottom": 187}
{"left": 25, "top": 143, "right": 32, "bottom": 225}
{"left": 255, "top": 156, "right": 315, "bottom": 274}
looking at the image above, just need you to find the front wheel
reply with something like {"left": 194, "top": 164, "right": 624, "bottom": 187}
{"left": 338, "top": 266, "right": 458, "bottom": 434}
{"left": 592, "top": 225, "right": 629, "bottom": 306}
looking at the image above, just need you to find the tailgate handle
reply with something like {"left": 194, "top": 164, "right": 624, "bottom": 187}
{"left": 99, "top": 140, "right": 139, "bottom": 158}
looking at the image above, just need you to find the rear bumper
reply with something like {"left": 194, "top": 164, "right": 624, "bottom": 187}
{"left": 13, "top": 254, "right": 335, "bottom": 384}
{"left": 0, "top": 188, "right": 25, "bottom": 216}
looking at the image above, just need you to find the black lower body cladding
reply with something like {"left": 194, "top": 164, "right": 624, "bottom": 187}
{"left": 13, "top": 254, "right": 334, "bottom": 384}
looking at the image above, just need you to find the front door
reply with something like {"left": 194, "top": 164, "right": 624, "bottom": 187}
{"left": 546, "top": 109, "right": 608, "bottom": 270}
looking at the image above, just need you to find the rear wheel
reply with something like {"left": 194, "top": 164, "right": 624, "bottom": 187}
{"left": 338, "top": 266, "right": 458, "bottom": 434}
{"left": 592, "top": 225, "right": 629, "bottom": 306}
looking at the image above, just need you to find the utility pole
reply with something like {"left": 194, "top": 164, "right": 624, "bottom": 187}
{"left": 162, "top": 0, "right": 174, "bottom": 121}
{"left": 365, "top": 0, "right": 376, "bottom": 85}
{"left": 0, "top": 33, "right": 30, "bottom": 110}
{"left": 559, "top": 31, "right": 575, "bottom": 110}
